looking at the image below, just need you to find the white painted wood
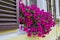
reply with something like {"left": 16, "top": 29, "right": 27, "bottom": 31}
{"left": 0, "top": 1, "right": 16, "bottom": 6}
{"left": 0, "top": 5, "right": 16, "bottom": 10}
{"left": 55, "top": 0, "right": 60, "bottom": 18}
{"left": 37, "top": 0, "right": 47, "bottom": 12}
{"left": 10, "top": 0, "right": 16, "bottom": 3}
{"left": 0, "top": 18, "right": 17, "bottom": 21}
{"left": 0, "top": 9, "right": 16, "bottom": 14}
{"left": 16, "top": 0, "right": 19, "bottom": 27}
{"left": 0, "top": 23, "right": 17, "bottom": 25}
{"left": 0, "top": 14, "right": 16, "bottom": 17}
{"left": 51, "top": 0, "right": 54, "bottom": 15}
{"left": 27, "top": 0, "right": 30, "bottom": 6}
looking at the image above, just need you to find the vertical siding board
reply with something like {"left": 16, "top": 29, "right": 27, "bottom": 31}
{"left": 16, "top": 0, "right": 19, "bottom": 28}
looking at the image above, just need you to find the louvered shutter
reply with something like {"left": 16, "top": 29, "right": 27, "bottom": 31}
{"left": 0, "top": 0, "right": 19, "bottom": 31}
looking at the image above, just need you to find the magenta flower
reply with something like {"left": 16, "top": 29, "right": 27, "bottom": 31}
{"left": 38, "top": 33, "right": 41, "bottom": 37}
{"left": 27, "top": 33, "right": 32, "bottom": 37}
{"left": 19, "top": 17, "right": 23, "bottom": 23}
{"left": 23, "top": 27, "right": 28, "bottom": 31}
{"left": 19, "top": 0, "right": 55, "bottom": 37}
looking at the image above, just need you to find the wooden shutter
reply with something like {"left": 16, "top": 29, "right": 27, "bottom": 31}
{"left": 0, "top": 0, "right": 19, "bottom": 31}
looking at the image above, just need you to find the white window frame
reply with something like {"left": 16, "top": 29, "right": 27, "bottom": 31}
{"left": 55, "top": 0, "right": 60, "bottom": 19}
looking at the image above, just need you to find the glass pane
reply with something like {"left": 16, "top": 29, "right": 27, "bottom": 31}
{"left": 29, "top": 0, "right": 37, "bottom": 5}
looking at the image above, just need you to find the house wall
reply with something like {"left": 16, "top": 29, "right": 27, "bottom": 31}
{"left": 37, "top": 0, "right": 47, "bottom": 12}
{"left": 22, "top": 0, "right": 60, "bottom": 19}
{"left": 22, "top": 0, "right": 47, "bottom": 12}
{"left": 55, "top": 0, "right": 60, "bottom": 19}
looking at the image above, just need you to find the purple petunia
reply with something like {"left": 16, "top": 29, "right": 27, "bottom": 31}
{"left": 19, "top": 0, "right": 55, "bottom": 38}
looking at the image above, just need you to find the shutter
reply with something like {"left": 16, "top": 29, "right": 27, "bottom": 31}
{"left": 0, "top": 0, "right": 19, "bottom": 31}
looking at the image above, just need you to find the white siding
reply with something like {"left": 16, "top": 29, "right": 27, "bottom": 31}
{"left": 55, "top": 0, "right": 60, "bottom": 19}
{"left": 37, "top": 0, "right": 47, "bottom": 12}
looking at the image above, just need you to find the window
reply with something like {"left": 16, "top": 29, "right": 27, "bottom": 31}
{"left": 46, "top": 0, "right": 56, "bottom": 20}
{"left": 46, "top": 0, "right": 52, "bottom": 12}
{"left": 29, "top": 0, "right": 37, "bottom": 6}
{"left": 53, "top": 0, "right": 56, "bottom": 20}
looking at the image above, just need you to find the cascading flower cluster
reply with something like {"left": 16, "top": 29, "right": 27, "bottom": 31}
{"left": 19, "top": 1, "right": 55, "bottom": 37}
